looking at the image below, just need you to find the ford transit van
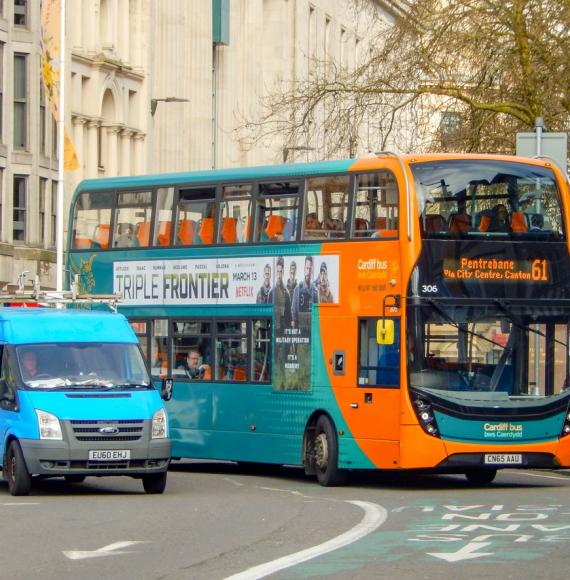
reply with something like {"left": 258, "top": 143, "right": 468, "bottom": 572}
{"left": 0, "top": 308, "right": 171, "bottom": 495}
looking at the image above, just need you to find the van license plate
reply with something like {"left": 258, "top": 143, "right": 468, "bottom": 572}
{"left": 89, "top": 450, "right": 130, "bottom": 461}
{"left": 484, "top": 454, "right": 522, "bottom": 465}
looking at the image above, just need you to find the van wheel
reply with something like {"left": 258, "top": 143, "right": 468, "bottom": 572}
{"left": 313, "top": 416, "right": 347, "bottom": 487}
{"left": 64, "top": 475, "right": 86, "bottom": 484}
{"left": 142, "top": 472, "right": 167, "bottom": 494}
{"left": 6, "top": 441, "right": 31, "bottom": 496}
{"left": 465, "top": 469, "right": 497, "bottom": 485}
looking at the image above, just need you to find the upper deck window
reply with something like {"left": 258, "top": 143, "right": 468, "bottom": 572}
{"left": 412, "top": 160, "right": 564, "bottom": 240}
{"left": 71, "top": 191, "right": 113, "bottom": 250}
{"left": 254, "top": 182, "right": 300, "bottom": 243}
{"left": 175, "top": 187, "right": 216, "bottom": 246}
{"left": 218, "top": 184, "right": 252, "bottom": 244}
{"left": 302, "top": 175, "right": 349, "bottom": 240}
{"left": 351, "top": 171, "right": 399, "bottom": 239}
{"left": 113, "top": 191, "right": 153, "bottom": 248}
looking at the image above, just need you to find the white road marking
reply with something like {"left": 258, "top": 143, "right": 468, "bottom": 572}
{"left": 224, "top": 500, "right": 387, "bottom": 580}
{"left": 63, "top": 541, "right": 148, "bottom": 560}
{"left": 428, "top": 541, "right": 493, "bottom": 562}
{"left": 1, "top": 502, "right": 40, "bottom": 506}
{"left": 515, "top": 471, "right": 570, "bottom": 481}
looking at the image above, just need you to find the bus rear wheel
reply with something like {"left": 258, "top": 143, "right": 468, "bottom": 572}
{"left": 313, "top": 416, "right": 347, "bottom": 487}
{"left": 465, "top": 468, "right": 497, "bottom": 485}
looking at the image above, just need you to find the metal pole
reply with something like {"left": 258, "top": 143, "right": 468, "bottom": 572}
{"left": 535, "top": 117, "right": 544, "bottom": 157}
{"left": 56, "top": 0, "right": 66, "bottom": 292}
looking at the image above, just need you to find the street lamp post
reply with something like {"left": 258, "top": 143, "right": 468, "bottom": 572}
{"left": 150, "top": 97, "right": 190, "bottom": 116}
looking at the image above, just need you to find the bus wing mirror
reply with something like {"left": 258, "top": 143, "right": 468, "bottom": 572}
{"left": 161, "top": 378, "right": 173, "bottom": 401}
{"left": 376, "top": 319, "right": 395, "bottom": 345}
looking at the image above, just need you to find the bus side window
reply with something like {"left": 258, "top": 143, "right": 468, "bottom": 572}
{"left": 219, "top": 184, "right": 252, "bottom": 244}
{"left": 303, "top": 175, "right": 349, "bottom": 241}
{"left": 254, "top": 181, "right": 300, "bottom": 243}
{"left": 176, "top": 187, "right": 216, "bottom": 247}
{"left": 358, "top": 318, "right": 400, "bottom": 387}
{"left": 71, "top": 191, "right": 112, "bottom": 250}
{"left": 352, "top": 172, "right": 399, "bottom": 239}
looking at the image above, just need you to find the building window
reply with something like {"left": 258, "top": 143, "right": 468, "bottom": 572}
{"left": 51, "top": 181, "right": 57, "bottom": 247}
{"left": 0, "top": 43, "right": 4, "bottom": 143}
{"left": 39, "top": 69, "right": 46, "bottom": 154}
{"left": 13, "top": 175, "right": 26, "bottom": 242}
{"left": 14, "top": 0, "right": 26, "bottom": 26}
{"left": 39, "top": 177, "right": 47, "bottom": 245}
{"left": 13, "top": 53, "right": 27, "bottom": 149}
{"left": 440, "top": 111, "right": 462, "bottom": 148}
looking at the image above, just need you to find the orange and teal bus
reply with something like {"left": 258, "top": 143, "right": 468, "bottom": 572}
{"left": 67, "top": 153, "right": 570, "bottom": 485}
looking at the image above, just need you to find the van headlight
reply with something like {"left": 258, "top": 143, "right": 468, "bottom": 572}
{"left": 36, "top": 410, "right": 63, "bottom": 440}
{"left": 151, "top": 408, "right": 168, "bottom": 439}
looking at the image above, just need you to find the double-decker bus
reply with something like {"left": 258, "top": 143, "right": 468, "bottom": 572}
{"left": 67, "top": 153, "right": 570, "bottom": 485}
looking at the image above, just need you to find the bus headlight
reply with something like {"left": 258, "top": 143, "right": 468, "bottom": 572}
{"left": 412, "top": 396, "right": 440, "bottom": 438}
{"left": 151, "top": 408, "right": 168, "bottom": 439}
{"left": 36, "top": 410, "right": 63, "bottom": 440}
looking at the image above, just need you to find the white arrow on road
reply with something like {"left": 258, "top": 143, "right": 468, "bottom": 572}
{"left": 63, "top": 541, "right": 148, "bottom": 560}
{"left": 428, "top": 541, "right": 493, "bottom": 562}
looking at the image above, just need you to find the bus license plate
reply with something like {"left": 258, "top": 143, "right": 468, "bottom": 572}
{"left": 89, "top": 450, "right": 130, "bottom": 461}
{"left": 484, "top": 454, "right": 522, "bottom": 465}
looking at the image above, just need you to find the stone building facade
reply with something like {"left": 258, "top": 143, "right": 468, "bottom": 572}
{"left": 0, "top": 0, "right": 388, "bottom": 289}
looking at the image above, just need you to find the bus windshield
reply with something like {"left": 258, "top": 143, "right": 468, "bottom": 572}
{"left": 16, "top": 343, "right": 151, "bottom": 390}
{"left": 411, "top": 160, "right": 564, "bottom": 239}
{"left": 407, "top": 301, "right": 570, "bottom": 398}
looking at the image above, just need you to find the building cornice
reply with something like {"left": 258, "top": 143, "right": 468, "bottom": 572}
{"left": 71, "top": 51, "right": 145, "bottom": 82}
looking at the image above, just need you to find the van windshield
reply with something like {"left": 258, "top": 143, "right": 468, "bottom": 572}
{"left": 16, "top": 343, "right": 151, "bottom": 390}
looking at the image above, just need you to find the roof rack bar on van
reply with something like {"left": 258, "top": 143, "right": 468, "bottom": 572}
{"left": 0, "top": 273, "right": 121, "bottom": 310}
{"left": 374, "top": 150, "right": 412, "bottom": 241}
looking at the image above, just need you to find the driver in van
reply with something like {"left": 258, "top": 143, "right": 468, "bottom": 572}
{"left": 21, "top": 350, "right": 40, "bottom": 379}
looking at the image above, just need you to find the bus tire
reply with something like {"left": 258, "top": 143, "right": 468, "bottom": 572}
{"left": 6, "top": 440, "right": 32, "bottom": 496}
{"left": 142, "top": 471, "right": 167, "bottom": 494}
{"left": 314, "top": 415, "right": 347, "bottom": 487}
{"left": 465, "top": 468, "right": 497, "bottom": 485}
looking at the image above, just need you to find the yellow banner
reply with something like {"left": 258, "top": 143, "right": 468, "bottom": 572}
{"left": 41, "top": 0, "right": 79, "bottom": 171}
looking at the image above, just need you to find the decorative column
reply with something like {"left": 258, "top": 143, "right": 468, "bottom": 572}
{"left": 86, "top": 119, "right": 99, "bottom": 178}
{"left": 118, "top": 0, "right": 130, "bottom": 63}
{"left": 120, "top": 129, "right": 132, "bottom": 176}
{"left": 106, "top": 125, "right": 121, "bottom": 177}
{"left": 132, "top": 132, "right": 146, "bottom": 174}
{"left": 72, "top": 115, "right": 87, "bottom": 182}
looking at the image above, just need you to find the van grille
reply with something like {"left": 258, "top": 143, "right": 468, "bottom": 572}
{"left": 69, "top": 419, "right": 145, "bottom": 442}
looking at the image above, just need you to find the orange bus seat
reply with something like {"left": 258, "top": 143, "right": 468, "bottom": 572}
{"left": 220, "top": 217, "right": 237, "bottom": 244}
{"left": 449, "top": 213, "right": 471, "bottom": 233}
{"left": 478, "top": 215, "right": 491, "bottom": 232}
{"left": 157, "top": 221, "right": 172, "bottom": 246}
{"left": 177, "top": 219, "right": 195, "bottom": 245}
{"left": 74, "top": 237, "right": 92, "bottom": 249}
{"left": 198, "top": 217, "right": 215, "bottom": 244}
{"left": 264, "top": 215, "right": 284, "bottom": 241}
{"left": 136, "top": 221, "right": 150, "bottom": 246}
{"left": 425, "top": 214, "right": 447, "bottom": 233}
{"left": 511, "top": 211, "right": 528, "bottom": 232}
{"left": 234, "top": 367, "right": 247, "bottom": 381}
{"left": 354, "top": 218, "right": 369, "bottom": 237}
{"left": 94, "top": 224, "right": 110, "bottom": 248}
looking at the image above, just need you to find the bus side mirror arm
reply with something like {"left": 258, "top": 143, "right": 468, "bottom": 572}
{"left": 161, "top": 378, "right": 173, "bottom": 401}
{"left": 377, "top": 294, "right": 400, "bottom": 345}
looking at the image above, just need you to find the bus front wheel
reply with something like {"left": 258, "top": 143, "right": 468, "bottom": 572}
{"left": 465, "top": 468, "right": 497, "bottom": 485}
{"left": 313, "top": 416, "right": 347, "bottom": 487}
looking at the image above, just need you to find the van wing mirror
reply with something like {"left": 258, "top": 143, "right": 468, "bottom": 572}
{"left": 376, "top": 319, "right": 395, "bottom": 345}
{"left": 161, "top": 378, "right": 173, "bottom": 401}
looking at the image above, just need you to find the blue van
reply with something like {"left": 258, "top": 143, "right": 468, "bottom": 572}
{"left": 0, "top": 308, "right": 171, "bottom": 495}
